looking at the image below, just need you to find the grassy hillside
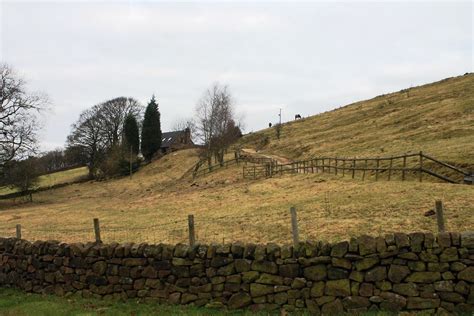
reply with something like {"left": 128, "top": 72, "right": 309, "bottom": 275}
{"left": 0, "top": 148, "right": 472, "bottom": 245}
{"left": 0, "top": 166, "right": 89, "bottom": 196}
{"left": 239, "top": 73, "right": 474, "bottom": 169}
{"left": 0, "top": 75, "right": 472, "bottom": 245}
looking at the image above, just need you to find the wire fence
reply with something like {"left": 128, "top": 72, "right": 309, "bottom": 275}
{"left": 0, "top": 200, "right": 452, "bottom": 246}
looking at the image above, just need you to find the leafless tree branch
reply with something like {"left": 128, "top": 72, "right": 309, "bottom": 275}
{"left": 0, "top": 64, "right": 48, "bottom": 167}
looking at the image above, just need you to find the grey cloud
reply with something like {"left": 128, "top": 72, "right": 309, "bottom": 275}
{"left": 0, "top": 1, "right": 471, "bottom": 150}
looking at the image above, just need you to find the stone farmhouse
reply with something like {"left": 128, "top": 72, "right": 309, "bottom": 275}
{"left": 160, "top": 128, "right": 194, "bottom": 154}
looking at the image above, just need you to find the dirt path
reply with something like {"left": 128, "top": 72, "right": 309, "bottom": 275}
{"left": 241, "top": 148, "right": 293, "bottom": 164}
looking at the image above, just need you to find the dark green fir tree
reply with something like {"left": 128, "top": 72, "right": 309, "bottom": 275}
{"left": 141, "top": 95, "right": 162, "bottom": 161}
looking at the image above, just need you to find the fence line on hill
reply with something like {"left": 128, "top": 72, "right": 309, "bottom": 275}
{"left": 192, "top": 158, "right": 240, "bottom": 178}
{"left": 187, "top": 150, "right": 470, "bottom": 185}
{"left": 190, "top": 152, "right": 277, "bottom": 179}
{"left": 242, "top": 151, "right": 470, "bottom": 184}
{"left": 0, "top": 201, "right": 449, "bottom": 247}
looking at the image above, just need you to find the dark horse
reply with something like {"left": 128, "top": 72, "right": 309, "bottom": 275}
{"left": 295, "top": 114, "right": 302, "bottom": 120}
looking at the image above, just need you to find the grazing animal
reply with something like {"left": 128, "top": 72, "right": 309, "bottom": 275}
{"left": 268, "top": 122, "right": 272, "bottom": 128}
{"left": 295, "top": 114, "right": 302, "bottom": 120}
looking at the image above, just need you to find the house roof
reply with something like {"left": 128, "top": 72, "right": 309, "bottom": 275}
{"left": 161, "top": 131, "right": 183, "bottom": 148}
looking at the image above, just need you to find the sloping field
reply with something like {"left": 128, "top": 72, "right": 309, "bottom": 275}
{"left": 0, "top": 75, "right": 472, "bottom": 245}
{"left": 0, "top": 148, "right": 472, "bottom": 245}
{"left": 0, "top": 166, "right": 89, "bottom": 196}
{"left": 239, "top": 73, "right": 474, "bottom": 169}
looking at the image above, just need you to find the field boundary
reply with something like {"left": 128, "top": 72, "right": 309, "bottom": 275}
{"left": 0, "top": 177, "right": 91, "bottom": 200}
{"left": 242, "top": 151, "right": 471, "bottom": 184}
{"left": 189, "top": 151, "right": 278, "bottom": 179}
{"left": 1, "top": 231, "right": 473, "bottom": 313}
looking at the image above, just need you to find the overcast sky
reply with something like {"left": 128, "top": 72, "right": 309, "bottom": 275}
{"left": 1, "top": 1, "right": 472, "bottom": 151}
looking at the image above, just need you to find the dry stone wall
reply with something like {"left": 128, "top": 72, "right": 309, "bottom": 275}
{"left": 1, "top": 232, "right": 473, "bottom": 314}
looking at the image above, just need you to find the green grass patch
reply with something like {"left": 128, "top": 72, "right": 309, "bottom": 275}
{"left": 0, "top": 288, "right": 269, "bottom": 316}
{"left": 0, "top": 167, "right": 89, "bottom": 196}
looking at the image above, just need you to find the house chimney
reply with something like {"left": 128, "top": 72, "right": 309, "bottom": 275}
{"left": 184, "top": 128, "right": 191, "bottom": 144}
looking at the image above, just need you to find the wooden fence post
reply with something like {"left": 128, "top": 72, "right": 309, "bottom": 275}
{"left": 388, "top": 156, "right": 393, "bottom": 181}
{"left": 419, "top": 151, "right": 423, "bottom": 182}
{"left": 375, "top": 158, "right": 380, "bottom": 181}
{"left": 362, "top": 159, "right": 368, "bottom": 180}
{"left": 402, "top": 154, "right": 407, "bottom": 181}
{"left": 435, "top": 201, "right": 445, "bottom": 233}
{"left": 322, "top": 158, "right": 325, "bottom": 173}
{"left": 290, "top": 207, "right": 299, "bottom": 246}
{"left": 188, "top": 214, "right": 195, "bottom": 246}
{"left": 93, "top": 218, "right": 101, "bottom": 243}
{"left": 352, "top": 159, "right": 356, "bottom": 179}
{"left": 335, "top": 158, "right": 338, "bottom": 175}
{"left": 16, "top": 224, "right": 21, "bottom": 239}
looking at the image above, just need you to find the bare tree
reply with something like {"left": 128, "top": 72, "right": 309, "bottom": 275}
{"left": 66, "top": 97, "right": 143, "bottom": 178}
{"left": 96, "top": 97, "right": 142, "bottom": 147}
{"left": 2, "top": 157, "right": 40, "bottom": 202}
{"left": 0, "top": 64, "right": 47, "bottom": 168}
{"left": 172, "top": 117, "right": 194, "bottom": 132}
{"left": 64, "top": 144, "right": 88, "bottom": 167}
{"left": 37, "top": 149, "right": 67, "bottom": 173}
{"left": 210, "top": 119, "right": 242, "bottom": 164}
{"left": 33, "top": 148, "right": 86, "bottom": 174}
{"left": 195, "top": 83, "right": 241, "bottom": 166}
{"left": 67, "top": 106, "right": 106, "bottom": 178}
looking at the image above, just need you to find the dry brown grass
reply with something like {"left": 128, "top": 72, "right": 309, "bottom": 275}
{"left": 0, "top": 75, "right": 472, "bottom": 245}
{"left": 239, "top": 74, "right": 474, "bottom": 169}
{"left": 0, "top": 149, "right": 472, "bottom": 245}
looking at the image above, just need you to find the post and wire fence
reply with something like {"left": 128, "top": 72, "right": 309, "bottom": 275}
{"left": 2, "top": 201, "right": 448, "bottom": 247}
{"left": 242, "top": 152, "right": 470, "bottom": 184}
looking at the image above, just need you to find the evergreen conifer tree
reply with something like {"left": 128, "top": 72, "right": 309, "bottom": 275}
{"left": 141, "top": 95, "right": 162, "bottom": 161}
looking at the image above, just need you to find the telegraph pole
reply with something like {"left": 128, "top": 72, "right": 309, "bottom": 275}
{"left": 279, "top": 108, "right": 282, "bottom": 125}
